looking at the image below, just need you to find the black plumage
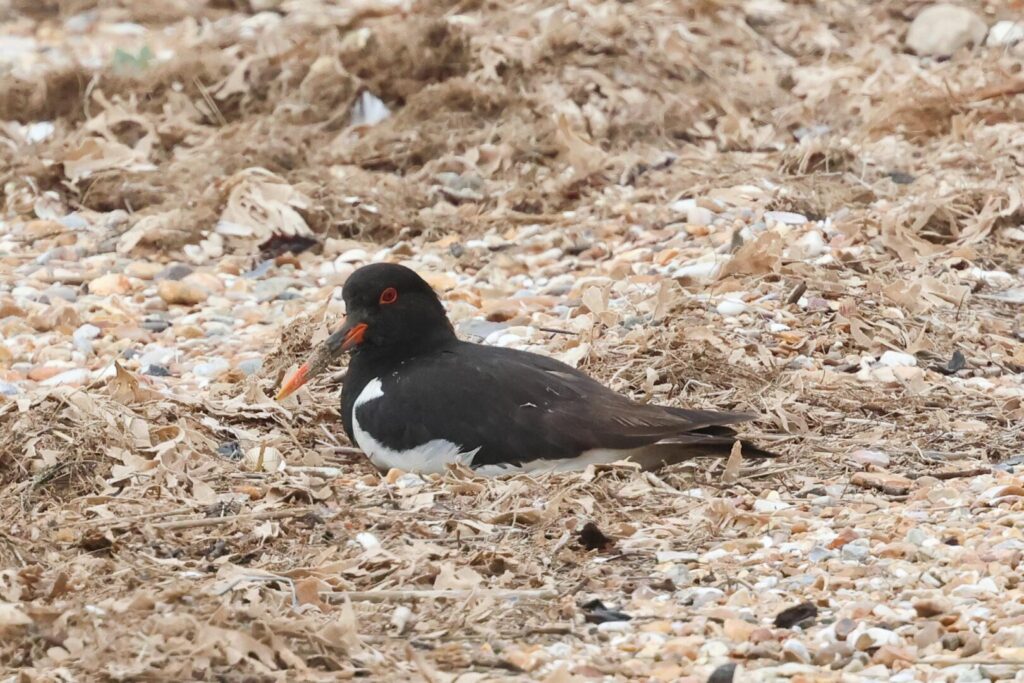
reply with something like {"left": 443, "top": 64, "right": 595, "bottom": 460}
{"left": 278, "top": 263, "right": 774, "bottom": 474}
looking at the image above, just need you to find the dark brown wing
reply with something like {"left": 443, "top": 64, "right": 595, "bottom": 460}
{"left": 353, "top": 342, "right": 772, "bottom": 468}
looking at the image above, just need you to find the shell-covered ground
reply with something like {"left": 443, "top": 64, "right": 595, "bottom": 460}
{"left": 2, "top": 0, "right": 1024, "bottom": 680}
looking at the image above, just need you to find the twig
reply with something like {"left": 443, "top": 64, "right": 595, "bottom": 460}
{"left": 77, "top": 506, "right": 197, "bottom": 527}
{"left": 320, "top": 588, "right": 558, "bottom": 604}
{"left": 785, "top": 280, "right": 807, "bottom": 305}
{"left": 324, "top": 445, "right": 364, "bottom": 456}
{"left": 907, "top": 467, "right": 992, "bottom": 481}
{"left": 152, "top": 507, "right": 315, "bottom": 530}
{"left": 742, "top": 464, "right": 805, "bottom": 480}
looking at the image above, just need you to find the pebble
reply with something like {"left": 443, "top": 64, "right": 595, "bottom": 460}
{"left": 782, "top": 639, "right": 811, "bottom": 663}
{"left": 235, "top": 358, "right": 263, "bottom": 375}
{"left": 686, "top": 205, "right": 715, "bottom": 226}
{"left": 11, "top": 286, "right": 41, "bottom": 301}
{"left": 673, "top": 260, "right": 724, "bottom": 282}
{"left": 848, "top": 449, "right": 890, "bottom": 468}
{"left": 140, "top": 346, "right": 176, "bottom": 368}
{"left": 44, "top": 286, "right": 77, "bottom": 303}
{"left": 72, "top": 324, "right": 101, "bottom": 354}
{"left": 0, "top": 382, "right": 19, "bottom": 396}
{"left": 157, "top": 263, "right": 194, "bottom": 281}
{"left": 906, "top": 4, "right": 987, "bottom": 57}
{"left": 878, "top": 350, "right": 916, "bottom": 367}
{"left": 143, "top": 364, "right": 171, "bottom": 377}
{"left": 59, "top": 213, "right": 88, "bottom": 230}
{"left": 125, "top": 262, "right": 164, "bottom": 280}
{"left": 203, "top": 322, "right": 232, "bottom": 337}
{"left": 142, "top": 317, "right": 170, "bottom": 333}
{"left": 88, "top": 273, "right": 132, "bottom": 296}
{"left": 854, "top": 627, "right": 901, "bottom": 651}
{"left": 216, "top": 441, "right": 243, "bottom": 461}
{"left": 808, "top": 546, "right": 835, "bottom": 562}
{"left": 753, "top": 498, "right": 791, "bottom": 513}
{"left": 915, "top": 621, "right": 944, "bottom": 649}
{"left": 193, "top": 357, "right": 229, "bottom": 378}
{"left": 987, "top": 20, "right": 1024, "bottom": 47}
{"left": 689, "top": 587, "right": 726, "bottom": 608}
{"left": 183, "top": 272, "right": 224, "bottom": 294}
{"left": 716, "top": 299, "right": 748, "bottom": 317}
{"left": 40, "top": 368, "right": 90, "bottom": 386}
{"left": 764, "top": 211, "right": 808, "bottom": 225}
{"left": 841, "top": 539, "right": 872, "bottom": 562}
{"left": 158, "top": 280, "right": 209, "bottom": 306}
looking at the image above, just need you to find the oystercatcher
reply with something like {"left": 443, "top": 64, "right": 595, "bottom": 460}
{"left": 276, "top": 263, "right": 774, "bottom": 475}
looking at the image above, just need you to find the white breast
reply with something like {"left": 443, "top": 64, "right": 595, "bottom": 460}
{"left": 351, "top": 378, "right": 481, "bottom": 474}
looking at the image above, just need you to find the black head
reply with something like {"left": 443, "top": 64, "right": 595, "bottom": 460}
{"left": 276, "top": 263, "right": 454, "bottom": 399}
{"left": 339, "top": 263, "right": 454, "bottom": 356}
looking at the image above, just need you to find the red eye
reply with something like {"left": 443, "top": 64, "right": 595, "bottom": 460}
{"left": 379, "top": 287, "right": 398, "bottom": 305}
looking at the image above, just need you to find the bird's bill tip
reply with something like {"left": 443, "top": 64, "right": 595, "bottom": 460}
{"left": 275, "top": 362, "right": 310, "bottom": 401}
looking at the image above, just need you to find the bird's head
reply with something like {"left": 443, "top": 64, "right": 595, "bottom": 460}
{"left": 276, "top": 263, "right": 452, "bottom": 400}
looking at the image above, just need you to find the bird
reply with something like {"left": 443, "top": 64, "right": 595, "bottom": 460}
{"left": 276, "top": 263, "right": 775, "bottom": 475}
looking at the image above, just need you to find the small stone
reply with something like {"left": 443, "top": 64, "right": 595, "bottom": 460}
{"left": 851, "top": 471, "right": 913, "bottom": 495}
{"left": 22, "top": 219, "right": 65, "bottom": 240}
{"left": 72, "top": 323, "right": 101, "bottom": 354}
{"left": 686, "top": 205, "right": 715, "bottom": 226}
{"left": 987, "top": 20, "right": 1024, "bottom": 47}
{"left": 960, "top": 632, "right": 982, "bottom": 657}
{"left": 0, "top": 299, "right": 26, "bottom": 319}
{"left": 724, "top": 618, "right": 757, "bottom": 641}
{"left": 139, "top": 346, "right": 175, "bottom": 368}
{"left": 915, "top": 621, "right": 944, "bottom": 649}
{"left": 142, "top": 317, "right": 170, "bottom": 333}
{"left": 765, "top": 210, "right": 808, "bottom": 225}
{"left": 782, "top": 639, "right": 812, "bottom": 663}
{"left": 906, "top": 4, "right": 987, "bottom": 58}
{"left": 158, "top": 280, "right": 209, "bottom": 306}
{"left": 690, "top": 587, "right": 725, "bottom": 607}
{"left": 143, "top": 364, "right": 171, "bottom": 377}
{"left": 182, "top": 272, "right": 224, "bottom": 294}
{"left": 44, "top": 286, "right": 77, "bottom": 302}
{"left": 157, "top": 263, "right": 194, "bottom": 281}
{"left": 716, "top": 299, "right": 749, "bottom": 317}
{"left": 835, "top": 618, "right": 858, "bottom": 641}
{"left": 841, "top": 538, "right": 871, "bottom": 562}
{"left": 878, "top": 350, "right": 916, "bottom": 367}
{"left": 217, "top": 441, "right": 243, "bottom": 461}
{"left": 88, "top": 273, "right": 132, "bottom": 296}
{"left": 0, "top": 381, "right": 19, "bottom": 396}
{"left": 41, "top": 368, "right": 90, "bottom": 387}
{"left": 809, "top": 546, "right": 835, "bottom": 562}
{"left": 707, "top": 663, "right": 736, "bottom": 683}
{"left": 848, "top": 449, "right": 890, "bottom": 468}
{"left": 236, "top": 358, "right": 262, "bottom": 375}
{"left": 125, "top": 262, "right": 164, "bottom": 280}
{"left": 28, "top": 366, "right": 64, "bottom": 382}
{"left": 854, "top": 627, "right": 901, "bottom": 651}
{"left": 914, "top": 599, "right": 950, "bottom": 618}
{"left": 193, "top": 358, "right": 229, "bottom": 378}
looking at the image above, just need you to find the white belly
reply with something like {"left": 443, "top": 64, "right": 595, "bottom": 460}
{"left": 351, "top": 378, "right": 480, "bottom": 474}
{"left": 473, "top": 448, "right": 645, "bottom": 477}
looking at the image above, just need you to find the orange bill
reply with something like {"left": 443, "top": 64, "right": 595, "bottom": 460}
{"left": 275, "top": 322, "right": 368, "bottom": 401}
{"left": 276, "top": 362, "right": 311, "bottom": 401}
